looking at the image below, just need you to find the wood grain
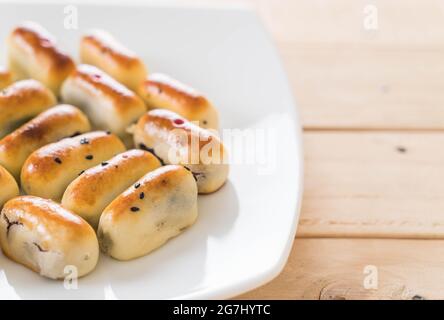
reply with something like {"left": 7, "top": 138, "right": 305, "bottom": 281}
{"left": 238, "top": 238, "right": 444, "bottom": 300}
{"left": 283, "top": 46, "right": 444, "bottom": 130}
{"left": 269, "top": 0, "right": 444, "bottom": 129}
{"left": 176, "top": 0, "right": 444, "bottom": 129}
{"left": 178, "top": 0, "right": 444, "bottom": 46}
{"left": 255, "top": 0, "right": 444, "bottom": 47}
{"left": 173, "top": 0, "right": 444, "bottom": 299}
{"left": 299, "top": 132, "right": 444, "bottom": 238}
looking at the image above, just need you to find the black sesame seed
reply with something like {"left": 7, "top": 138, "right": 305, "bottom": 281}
{"left": 106, "top": 131, "right": 111, "bottom": 135}
{"left": 134, "top": 182, "right": 141, "bottom": 189}
{"left": 139, "top": 192, "right": 145, "bottom": 199}
{"left": 85, "top": 154, "right": 93, "bottom": 160}
{"left": 130, "top": 207, "right": 140, "bottom": 212}
{"left": 101, "top": 162, "right": 108, "bottom": 166}
{"left": 78, "top": 170, "right": 85, "bottom": 176}
{"left": 54, "top": 157, "right": 62, "bottom": 164}
{"left": 80, "top": 138, "right": 89, "bottom": 145}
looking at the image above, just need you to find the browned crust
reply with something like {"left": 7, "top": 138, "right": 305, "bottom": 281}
{"left": 0, "top": 105, "right": 89, "bottom": 152}
{"left": 81, "top": 32, "right": 141, "bottom": 68}
{"left": 139, "top": 74, "right": 210, "bottom": 113}
{"left": 67, "top": 149, "right": 160, "bottom": 206}
{"left": 0, "top": 165, "right": 13, "bottom": 182}
{"left": 2, "top": 196, "right": 92, "bottom": 236}
{"left": 0, "top": 67, "right": 12, "bottom": 89}
{"left": 9, "top": 23, "right": 75, "bottom": 74}
{"left": 106, "top": 165, "right": 189, "bottom": 219}
{"left": 0, "top": 165, "right": 19, "bottom": 196}
{"left": 136, "top": 109, "right": 223, "bottom": 151}
{"left": 22, "top": 131, "right": 124, "bottom": 179}
{"left": 0, "top": 79, "right": 56, "bottom": 107}
{"left": 72, "top": 64, "right": 145, "bottom": 109}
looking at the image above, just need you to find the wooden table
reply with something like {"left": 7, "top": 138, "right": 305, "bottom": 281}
{"left": 176, "top": 0, "right": 444, "bottom": 299}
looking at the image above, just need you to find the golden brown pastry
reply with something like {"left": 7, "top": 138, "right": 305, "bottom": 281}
{"left": 138, "top": 73, "right": 219, "bottom": 129}
{"left": 0, "top": 105, "right": 91, "bottom": 180}
{"left": 0, "top": 196, "right": 99, "bottom": 279}
{"left": 98, "top": 165, "right": 198, "bottom": 261}
{"left": 133, "top": 109, "right": 229, "bottom": 194}
{"left": 0, "top": 79, "right": 56, "bottom": 138}
{"left": 80, "top": 30, "right": 147, "bottom": 92}
{"left": 0, "top": 165, "right": 19, "bottom": 209}
{"left": 62, "top": 149, "right": 161, "bottom": 228}
{"left": 21, "top": 131, "right": 126, "bottom": 201}
{"left": 7, "top": 21, "right": 76, "bottom": 96}
{"left": 0, "top": 67, "right": 12, "bottom": 90}
{"left": 60, "top": 64, "right": 146, "bottom": 144}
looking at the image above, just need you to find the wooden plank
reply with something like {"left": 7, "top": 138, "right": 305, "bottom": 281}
{"left": 262, "top": 0, "right": 444, "bottom": 47}
{"left": 176, "top": 0, "right": 444, "bottom": 129}
{"left": 238, "top": 238, "right": 444, "bottom": 299}
{"left": 177, "top": 0, "right": 444, "bottom": 46}
{"left": 171, "top": 0, "right": 444, "bottom": 300}
{"left": 298, "top": 131, "right": 444, "bottom": 238}
{"left": 282, "top": 46, "right": 444, "bottom": 130}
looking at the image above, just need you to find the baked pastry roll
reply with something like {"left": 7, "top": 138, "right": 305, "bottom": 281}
{"left": 80, "top": 29, "right": 147, "bottom": 92}
{"left": 62, "top": 149, "right": 161, "bottom": 228}
{"left": 7, "top": 21, "right": 75, "bottom": 96}
{"left": 0, "top": 79, "right": 56, "bottom": 138}
{"left": 98, "top": 165, "right": 198, "bottom": 260}
{"left": 138, "top": 73, "right": 219, "bottom": 129}
{"left": 0, "top": 105, "right": 91, "bottom": 180}
{"left": 60, "top": 64, "right": 146, "bottom": 144}
{"left": 21, "top": 131, "right": 126, "bottom": 201}
{"left": 0, "top": 196, "right": 99, "bottom": 279}
{"left": 133, "top": 109, "right": 229, "bottom": 193}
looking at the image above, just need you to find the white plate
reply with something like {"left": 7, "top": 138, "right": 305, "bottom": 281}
{"left": 0, "top": 1, "right": 303, "bottom": 299}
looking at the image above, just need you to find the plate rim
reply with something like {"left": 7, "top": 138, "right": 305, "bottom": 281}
{"left": 0, "top": 0, "right": 304, "bottom": 300}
